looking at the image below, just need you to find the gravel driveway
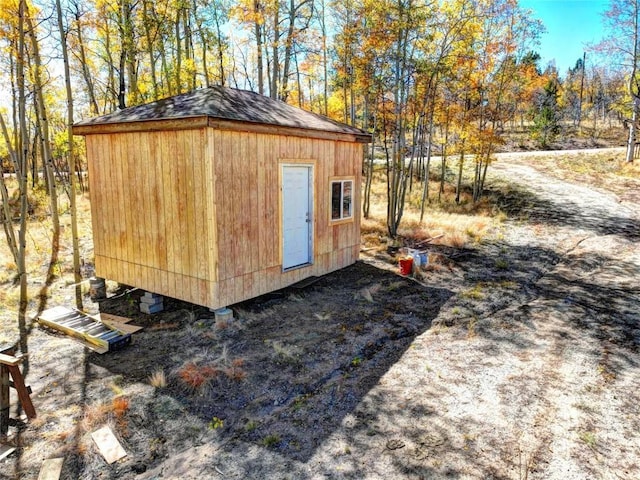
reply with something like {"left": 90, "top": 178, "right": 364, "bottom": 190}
{"left": 137, "top": 155, "right": 639, "bottom": 479}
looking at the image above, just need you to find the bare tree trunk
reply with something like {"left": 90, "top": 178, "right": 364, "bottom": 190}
{"left": 184, "top": 7, "right": 196, "bottom": 90}
{"left": 420, "top": 101, "right": 436, "bottom": 222}
{"left": 350, "top": 67, "right": 356, "bottom": 126}
{"left": 320, "top": 0, "right": 328, "bottom": 116}
{"left": 271, "top": 1, "right": 280, "bottom": 99}
{"left": 213, "top": 4, "right": 226, "bottom": 85}
{"left": 626, "top": 0, "right": 640, "bottom": 163}
{"left": 158, "top": 30, "right": 172, "bottom": 96}
{"left": 192, "top": 0, "right": 210, "bottom": 87}
{"left": 10, "top": 53, "right": 18, "bottom": 153}
{"left": 626, "top": 97, "right": 639, "bottom": 163}
{"left": 295, "top": 53, "right": 302, "bottom": 107}
{"left": 280, "top": 0, "right": 312, "bottom": 101}
{"left": 143, "top": 0, "right": 160, "bottom": 99}
{"left": 26, "top": 9, "right": 62, "bottom": 316}
{"left": 103, "top": 9, "right": 118, "bottom": 112}
{"left": 0, "top": 115, "right": 20, "bottom": 265}
{"left": 17, "top": 0, "right": 30, "bottom": 357}
{"left": 120, "top": 0, "right": 139, "bottom": 104}
{"left": 363, "top": 94, "right": 376, "bottom": 218}
{"left": 56, "top": 0, "right": 82, "bottom": 309}
{"left": 72, "top": 2, "right": 100, "bottom": 114}
{"left": 255, "top": 1, "right": 264, "bottom": 94}
{"left": 577, "top": 52, "right": 586, "bottom": 127}
{"left": 118, "top": 46, "right": 126, "bottom": 108}
{"left": 438, "top": 147, "right": 447, "bottom": 202}
{"left": 387, "top": 1, "right": 412, "bottom": 238}
{"left": 280, "top": 0, "right": 296, "bottom": 100}
{"left": 455, "top": 149, "right": 465, "bottom": 205}
{"left": 175, "top": 7, "right": 182, "bottom": 94}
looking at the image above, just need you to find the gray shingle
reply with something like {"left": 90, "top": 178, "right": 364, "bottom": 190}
{"left": 75, "top": 86, "right": 370, "bottom": 140}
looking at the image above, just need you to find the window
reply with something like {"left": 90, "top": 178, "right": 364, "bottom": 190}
{"left": 331, "top": 179, "right": 353, "bottom": 221}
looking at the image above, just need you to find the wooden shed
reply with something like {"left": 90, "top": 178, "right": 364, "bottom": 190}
{"left": 73, "top": 86, "right": 371, "bottom": 309}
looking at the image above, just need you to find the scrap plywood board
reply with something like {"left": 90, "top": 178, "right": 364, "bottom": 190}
{"left": 37, "top": 458, "right": 64, "bottom": 480}
{"left": 98, "top": 313, "right": 143, "bottom": 334}
{"left": 97, "top": 313, "right": 132, "bottom": 324}
{"left": 91, "top": 426, "right": 127, "bottom": 464}
{"left": 104, "top": 322, "right": 143, "bottom": 334}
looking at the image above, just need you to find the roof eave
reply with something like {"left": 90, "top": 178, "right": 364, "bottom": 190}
{"left": 206, "top": 118, "right": 371, "bottom": 143}
{"left": 73, "top": 115, "right": 372, "bottom": 144}
{"left": 72, "top": 115, "right": 209, "bottom": 136}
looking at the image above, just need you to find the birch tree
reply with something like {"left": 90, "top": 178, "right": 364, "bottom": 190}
{"left": 601, "top": 0, "right": 640, "bottom": 162}
{"left": 56, "top": 0, "right": 83, "bottom": 308}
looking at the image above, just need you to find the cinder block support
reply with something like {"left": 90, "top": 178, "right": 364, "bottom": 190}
{"left": 140, "top": 292, "right": 164, "bottom": 314}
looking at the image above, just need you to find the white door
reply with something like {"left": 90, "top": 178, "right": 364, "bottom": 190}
{"left": 282, "top": 165, "right": 313, "bottom": 270}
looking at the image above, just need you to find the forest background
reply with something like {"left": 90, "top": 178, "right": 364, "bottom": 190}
{"left": 0, "top": 0, "right": 637, "bottom": 326}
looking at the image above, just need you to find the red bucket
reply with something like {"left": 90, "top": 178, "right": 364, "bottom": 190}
{"left": 399, "top": 257, "right": 413, "bottom": 276}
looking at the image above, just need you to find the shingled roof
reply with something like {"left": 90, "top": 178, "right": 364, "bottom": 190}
{"left": 74, "top": 86, "right": 371, "bottom": 142}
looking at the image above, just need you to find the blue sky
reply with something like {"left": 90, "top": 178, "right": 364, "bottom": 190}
{"left": 519, "top": 0, "right": 609, "bottom": 73}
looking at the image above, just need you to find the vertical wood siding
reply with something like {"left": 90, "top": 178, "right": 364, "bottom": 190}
{"left": 87, "top": 127, "right": 363, "bottom": 309}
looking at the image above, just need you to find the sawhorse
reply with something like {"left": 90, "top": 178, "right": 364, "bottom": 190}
{"left": 0, "top": 352, "right": 36, "bottom": 436}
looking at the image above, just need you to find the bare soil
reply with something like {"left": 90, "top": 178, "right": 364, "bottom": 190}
{"left": 1, "top": 149, "right": 639, "bottom": 479}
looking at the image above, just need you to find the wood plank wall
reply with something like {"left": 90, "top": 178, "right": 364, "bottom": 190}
{"left": 211, "top": 131, "right": 363, "bottom": 307}
{"left": 86, "top": 128, "right": 214, "bottom": 307}
{"left": 86, "top": 127, "right": 363, "bottom": 309}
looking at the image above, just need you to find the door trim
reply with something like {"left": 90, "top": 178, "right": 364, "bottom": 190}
{"left": 280, "top": 161, "right": 315, "bottom": 271}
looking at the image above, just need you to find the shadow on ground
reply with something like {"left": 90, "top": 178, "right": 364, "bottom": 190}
{"left": 488, "top": 183, "right": 640, "bottom": 241}
{"left": 90, "top": 262, "right": 453, "bottom": 469}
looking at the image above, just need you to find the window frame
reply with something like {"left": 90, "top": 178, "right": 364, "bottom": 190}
{"left": 330, "top": 177, "right": 355, "bottom": 224}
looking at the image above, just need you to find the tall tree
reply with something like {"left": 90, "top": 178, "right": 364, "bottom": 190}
{"left": 56, "top": 0, "right": 83, "bottom": 309}
{"left": 25, "top": 5, "right": 63, "bottom": 317}
{"left": 69, "top": 0, "right": 101, "bottom": 114}
{"left": 15, "top": 0, "right": 29, "bottom": 356}
{"left": 278, "top": 0, "right": 314, "bottom": 101}
{"left": 601, "top": 0, "right": 640, "bottom": 162}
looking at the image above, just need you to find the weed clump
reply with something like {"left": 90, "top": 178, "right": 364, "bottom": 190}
{"left": 149, "top": 369, "right": 167, "bottom": 388}
{"left": 178, "top": 362, "right": 221, "bottom": 390}
{"left": 260, "top": 434, "right": 281, "bottom": 448}
{"left": 177, "top": 350, "right": 248, "bottom": 392}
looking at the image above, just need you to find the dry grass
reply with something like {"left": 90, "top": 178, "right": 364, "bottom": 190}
{"left": 148, "top": 322, "right": 180, "bottom": 331}
{"left": 362, "top": 150, "right": 638, "bottom": 252}
{"left": 363, "top": 169, "right": 500, "bottom": 250}
{"left": 225, "top": 358, "right": 248, "bottom": 381}
{"left": 0, "top": 181, "right": 94, "bottom": 321}
{"left": 112, "top": 395, "right": 130, "bottom": 417}
{"left": 176, "top": 346, "right": 247, "bottom": 393}
{"left": 149, "top": 368, "right": 168, "bottom": 388}
{"left": 80, "top": 402, "right": 110, "bottom": 432}
{"left": 268, "top": 339, "right": 303, "bottom": 363}
{"left": 178, "top": 362, "right": 221, "bottom": 391}
{"left": 530, "top": 150, "right": 640, "bottom": 198}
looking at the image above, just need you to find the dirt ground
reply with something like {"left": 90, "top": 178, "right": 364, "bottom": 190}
{"left": 1, "top": 148, "right": 639, "bottom": 479}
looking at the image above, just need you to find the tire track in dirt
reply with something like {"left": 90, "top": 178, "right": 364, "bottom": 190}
{"left": 302, "top": 156, "right": 640, "bottom": 479}
{"left": 487, "top": 157, "right": 640, "bottom": 479}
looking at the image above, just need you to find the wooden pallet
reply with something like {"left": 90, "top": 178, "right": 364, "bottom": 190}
{"left": 38, "top": 307, "right": 131, "bottom": 354}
